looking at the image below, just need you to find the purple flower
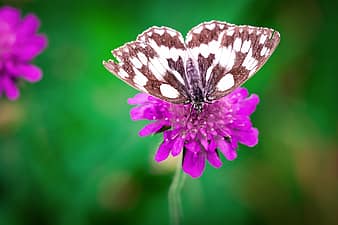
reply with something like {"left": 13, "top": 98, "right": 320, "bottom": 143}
{"left": 128, "top": 87, "right": 260, "bottom": 178}
{"left": 0, "top": 6, "right": 47, "bottom": 100}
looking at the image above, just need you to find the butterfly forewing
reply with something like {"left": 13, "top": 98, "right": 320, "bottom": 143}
{"left": 209, "top": 25, "right": 280, "bottom": 100}
{"left": 185, "top": 21, "right": 280, "bottom": 101}
{"left": 103, "top": 26, "right": 189, "bottom": 103}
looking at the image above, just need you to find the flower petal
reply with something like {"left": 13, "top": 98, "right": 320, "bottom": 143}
{"left": 17, "top": 64, "right": 42, "bottom": 82}
{"left": 0, "top": 6, "right": 20, "bottom": 26}
{"left": 207, "top": 150, "right": 222, "bottom": 168}
{"left": 127, "top": 93, "right": 149, "bottom": 105}
{"left": 185, "top": 140, "right": 200, "bottom": 153}
{"left": 154, "top": 140, "right": 173, "bottom": 162}
{"left": 182, "top": 150, "right": 206, "bottom": 178}
{"left": 235, "top": 127, "right": 259, "bottom": 147}
{"left": 139, "top": 121, "right": 167, "bottom": 137}
{"left": 16, "top": 14, "right": 40, "bottom": 37}
{"left": 130, "top": 106, "right": 146, "bottom": 121}
{"left": 208, "top": 138, "right": 217, "bottom": 152}
{"left": 199, "top": 135, "right": 208, "bottom": 150}
{"left": 129, "top": 95, "right": 169, "bottom": 121}
{"left": 233, "top": 87, "right": 249, "bottom": 99}
{"left": 13, "top": 34, "right": 47, "bottom": 61}
{"left": 216, "top": 137, "right": 237, "bottom": 161}
{"left": 2, "top": 76, "right": 19, "bottom": 100}
{"left": 226, "top": 87, "right": 249, "bottom": 104}
{"left": 238, "top": 94, "right": 260, "bottom": 115}
{"left": 130, "top": 104, "right": 160, "bottom": 121}
{"left": 171, "top": 137, "right": 184, "bottom": 156}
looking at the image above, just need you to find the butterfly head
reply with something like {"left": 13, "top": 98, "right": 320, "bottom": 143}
{"left": 192, "top": 102, "right": 203, "bottom": 113}
{"left": 190, "top": 84, "right": 205, "bottom": 113}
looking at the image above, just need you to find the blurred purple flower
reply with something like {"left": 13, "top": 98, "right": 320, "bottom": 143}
{"left": 128, "top": 87, "right": 260, "bottom": 178}
{"left": 0, "top": 6, "right": 47, "bottom": 100}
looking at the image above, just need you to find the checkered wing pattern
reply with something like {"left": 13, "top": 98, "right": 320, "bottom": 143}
{"left": 104, "top": 21, "right": 280, "bottom": 104}
{"left": 186, "top": 21, "right": 280, "bottom": 101}
{"left": 103, "top": 26, "right": 189, "bottom": 103}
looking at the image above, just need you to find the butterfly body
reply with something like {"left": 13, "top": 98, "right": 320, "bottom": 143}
{"left": 184, "top": 57, "right": 207, "bottom": 112}
{"left": 103, "top": 21, "right": 280, "bottom": 111}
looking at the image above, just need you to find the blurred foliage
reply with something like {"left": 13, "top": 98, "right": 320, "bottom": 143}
{"left": 0, "top": 0, "right": 337, "bottom": 225}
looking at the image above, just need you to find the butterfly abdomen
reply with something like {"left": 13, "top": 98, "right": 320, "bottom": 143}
{"left": 185, "top": 58, "right": 205, "bottom": 106}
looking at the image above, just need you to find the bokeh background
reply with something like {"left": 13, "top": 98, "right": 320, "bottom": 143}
{"left": 0, "top": 0, "right": 337, "bottom": 225}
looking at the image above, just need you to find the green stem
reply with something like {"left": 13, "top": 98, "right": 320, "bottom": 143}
{"left": 168, "top": 160, "right": 186, "bottom": 225}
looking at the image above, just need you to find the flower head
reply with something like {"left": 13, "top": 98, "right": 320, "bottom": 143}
{"left": 0, "top": 6, "right": 47, "bottom": 100}
{"left": 128, "top": 87, "right": 260, "bottom": 178}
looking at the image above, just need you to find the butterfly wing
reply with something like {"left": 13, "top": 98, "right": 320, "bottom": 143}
{"left": 186, "top": 20, "right": 280, "bottom": 101}
{"left": 103, "top": 26, "right": 189, "bottom": 103}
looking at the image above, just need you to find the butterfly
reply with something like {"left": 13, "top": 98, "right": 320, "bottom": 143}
{"left": 103, "top": 20, "right": 280, "bottom": 112}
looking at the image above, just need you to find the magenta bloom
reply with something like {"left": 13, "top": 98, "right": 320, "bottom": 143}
{"left": 128, "top": 87, "right": 259, "bottom": 178}
{"left": 0, "top": 6, "right": 47, "bottom": 100}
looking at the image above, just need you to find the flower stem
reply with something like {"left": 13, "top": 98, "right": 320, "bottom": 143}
{"left": 168, "top": 159, "right": 186, "bottom": 225}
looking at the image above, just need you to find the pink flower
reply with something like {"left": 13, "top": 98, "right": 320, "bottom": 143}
{"left": 128, "top": 87, "right": 260, "bottom": 178}
{"left": 0, "top": 6, "right": 47, "bottom": 100}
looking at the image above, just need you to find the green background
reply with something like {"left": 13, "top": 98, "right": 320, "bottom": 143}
{"left": 0, "top": 0, "right": 337, "bottom": 225}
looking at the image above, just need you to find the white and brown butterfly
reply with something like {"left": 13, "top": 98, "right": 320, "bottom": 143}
{"left": 103, "top": 20, "right": 280, "bottom": 112}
